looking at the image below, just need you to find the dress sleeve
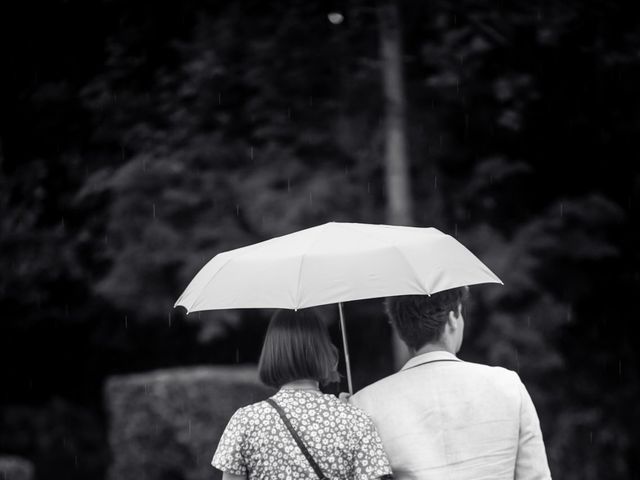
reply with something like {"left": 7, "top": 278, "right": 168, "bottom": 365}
{"left": 351, "top": 414, "right": 393, "bottom": 480}
{"left": 211, "top": 408, "right": 248, "bottom": 476}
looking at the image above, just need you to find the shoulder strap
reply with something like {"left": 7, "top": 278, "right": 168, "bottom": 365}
{"left": 265, "top": 398, "right": 328, "bottom": 480}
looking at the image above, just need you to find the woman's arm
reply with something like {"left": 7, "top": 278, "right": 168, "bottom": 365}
{"left": 222, "top": 472, "right": 246, "bottom": 480}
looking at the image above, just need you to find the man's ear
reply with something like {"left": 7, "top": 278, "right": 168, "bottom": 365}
{"left": 448, "top": 306, "right": 460, "bottom": 329}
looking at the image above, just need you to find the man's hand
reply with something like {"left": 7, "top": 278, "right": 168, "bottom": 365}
{"left": 339, "top": 392, "right": 352, "bottom": 403}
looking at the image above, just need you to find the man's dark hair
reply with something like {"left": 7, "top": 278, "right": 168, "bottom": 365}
{"left": 258, "top": 309, "right": 340, "bottom": 388}
{"left": 385, "top": 287, "right": 469, "bottom": 351}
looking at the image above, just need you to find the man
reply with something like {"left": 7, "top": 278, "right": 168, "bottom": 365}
{"left": 350, "top": 287, "right": 551, "bottom": 479}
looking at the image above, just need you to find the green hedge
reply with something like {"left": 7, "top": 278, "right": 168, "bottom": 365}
{"left": 105, "top": 365, "right": 273, "bottom": 480}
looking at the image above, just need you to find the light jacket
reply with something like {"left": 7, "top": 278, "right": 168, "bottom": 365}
{"left": 351, "top": 350, "right": 552, "bottom": 480}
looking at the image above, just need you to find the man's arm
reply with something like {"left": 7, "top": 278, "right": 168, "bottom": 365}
{"left": 515, "top": 375, "right": 552, "bottom": 479}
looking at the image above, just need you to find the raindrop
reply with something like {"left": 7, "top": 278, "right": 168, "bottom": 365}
{"left": 236, "top": 204, "right": 240, "bottom": 216}
{"left": 309, "top": 191, "right": 313, "bottom": 205}
{"left": 515, "top": 348, "right": 519, "bottom": 372}
{"left": 560, "top": 202, "right": 564, "bottom": 217}
{"left": 250, "top": 147, "right": 254, "bottom": 160}
{"left": 124, "top": 315, "right": 128, "bottom": 328}
{"left": 152, "top": 203, "right": 156, "bottom": 219}
{"left": 434, "top": 175, "right": 438, "bottom": 191}
{"left": 287, "top": 177, "right": 291, "bottom": 192}
{"left": 168, "top": 311, "right": 172, "bottom": 327}
{"left": 218, "top": 93, "right": 221, "bottom": 105}
{"left": 454, "top": 223, "right": 458, "bottom": 237}
{"left": 235, "top": 348, "right": 240, "bottom": 363}
{"left": 309, "top": 96, "right": 313, "bottom": 106}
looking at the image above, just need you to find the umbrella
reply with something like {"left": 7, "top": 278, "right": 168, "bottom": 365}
{"left": 174, "top": 222, "right": 502, "bottom": 393}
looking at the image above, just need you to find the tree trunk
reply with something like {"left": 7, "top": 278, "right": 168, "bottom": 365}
{"left": 378, "top": 0, "right": 412, "bottom": 369}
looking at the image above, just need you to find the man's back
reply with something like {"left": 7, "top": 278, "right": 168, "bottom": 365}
{"left": 351, "top": 351, "right": 551, "bottom": 480}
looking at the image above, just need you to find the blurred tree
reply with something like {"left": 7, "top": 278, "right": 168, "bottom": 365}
{"left": 77, "top": 2, "right": 378, "bottom": 325}
{"left": 378, "top": 0, "right": 414, "bottom": 368}
{"left": 1, "top": 0, "right": 640, "bottom": 478}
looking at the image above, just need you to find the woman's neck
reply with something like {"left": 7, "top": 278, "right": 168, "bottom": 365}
{"left": 280, "top": 379, "right": 320, "bottom": 391}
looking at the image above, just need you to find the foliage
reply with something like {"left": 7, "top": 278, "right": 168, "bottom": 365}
{"left": 105, "top": 366, "right": 273, "bottom": 480}
{"left": 1, "top": 0, "right": 639, "bottom": 479}
{"left": 0, "top": 400, "right": 105, "bottom": 480}
{"left": 0, "top": 456, "right": 34, "bottom": 480}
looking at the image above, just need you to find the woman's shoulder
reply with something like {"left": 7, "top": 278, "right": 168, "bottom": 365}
{"left": 319, "top": 393, "right": 374, "bottom": 424}
{"left": 228, "top": 399, "right": 274, "bottom": 424}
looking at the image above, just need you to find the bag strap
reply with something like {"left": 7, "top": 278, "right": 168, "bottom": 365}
{"left": 265, "top": 398, "right": 328, "bottom": 480}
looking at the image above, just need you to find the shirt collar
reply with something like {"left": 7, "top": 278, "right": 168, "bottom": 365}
{"left": 401, "top": 350, "right": 461, "bottom": 371}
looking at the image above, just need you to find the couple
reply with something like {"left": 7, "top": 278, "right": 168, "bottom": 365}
{"left": 212, "top": 287, "right": 552, "bottom": 479}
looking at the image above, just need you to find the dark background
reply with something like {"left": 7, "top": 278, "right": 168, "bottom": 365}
{"left": 1, "top": 0, "right": 639, "bottom": 479}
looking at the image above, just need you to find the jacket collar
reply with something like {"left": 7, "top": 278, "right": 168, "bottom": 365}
{"left": 401, "top": 350, "right": 461, "bottom": 371}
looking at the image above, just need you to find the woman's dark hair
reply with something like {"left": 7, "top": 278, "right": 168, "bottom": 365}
{"left": 258, "top": 309, "right": 340, "bottom": 389}
{"left": 385, "top": 287, "right": 469, "bottom": 351}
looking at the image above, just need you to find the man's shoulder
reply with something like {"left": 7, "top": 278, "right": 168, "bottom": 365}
{"left": 462, "top": 360, "right": 520, "bottom": 377}
{"left": 352, "top": 361, "right": 520, "bottom": 404}
{"left": 352, "top": 372, "right": 400, "bottom": 403}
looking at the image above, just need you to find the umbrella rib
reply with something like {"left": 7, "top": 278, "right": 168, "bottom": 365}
{"left": 336, "top": 223, "right": 431, "bottom": 295}
{"left": 188, "top": 238, "right": 282, "bottom": 312}
{"left": 390, "top": 243, "right": 433, "bottom": 295}
{"left": 188, "top": 255, "right": 236, "bottom": 312}
{"left": 294, "top": 230, "right": 326, "bottom": 309}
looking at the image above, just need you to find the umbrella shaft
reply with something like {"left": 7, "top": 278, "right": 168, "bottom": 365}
{"left": 338, "top": 303, "right": 353, "bottom": 395}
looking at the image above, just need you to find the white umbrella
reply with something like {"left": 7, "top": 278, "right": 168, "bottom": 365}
{"left": 174, "top": 222, "right": 502, "bottom": 392}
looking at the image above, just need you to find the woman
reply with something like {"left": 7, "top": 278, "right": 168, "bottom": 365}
{"left": 212, "top": 309, "right": 393, "bottom": 480}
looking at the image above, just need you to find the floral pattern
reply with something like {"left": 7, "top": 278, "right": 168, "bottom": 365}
{"left": 212, "top": 390, "right": 392, "bottom": 479}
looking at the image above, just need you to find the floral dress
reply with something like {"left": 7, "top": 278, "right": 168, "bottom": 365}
{"left": 212, "top": 389, "right": 393, "bottom": 479}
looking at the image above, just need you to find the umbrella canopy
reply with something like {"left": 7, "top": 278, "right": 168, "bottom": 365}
{"left": 174, "top": 222, "right": 502, "bottom": 313}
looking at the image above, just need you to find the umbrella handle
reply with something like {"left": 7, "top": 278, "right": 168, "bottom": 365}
{"left": 338, "top": 302, "right": 353, "bottom": 395}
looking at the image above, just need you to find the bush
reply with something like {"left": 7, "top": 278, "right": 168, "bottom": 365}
{"left": 105, "top": 365, "right": 273, "bottom": 480}
{"left": 0, "top": 456, "right": 34, "bottom": 480}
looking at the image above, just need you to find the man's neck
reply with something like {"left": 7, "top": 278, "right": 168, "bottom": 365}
{"left": 413, "top": 343, "right": 455, "bottom": 357}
